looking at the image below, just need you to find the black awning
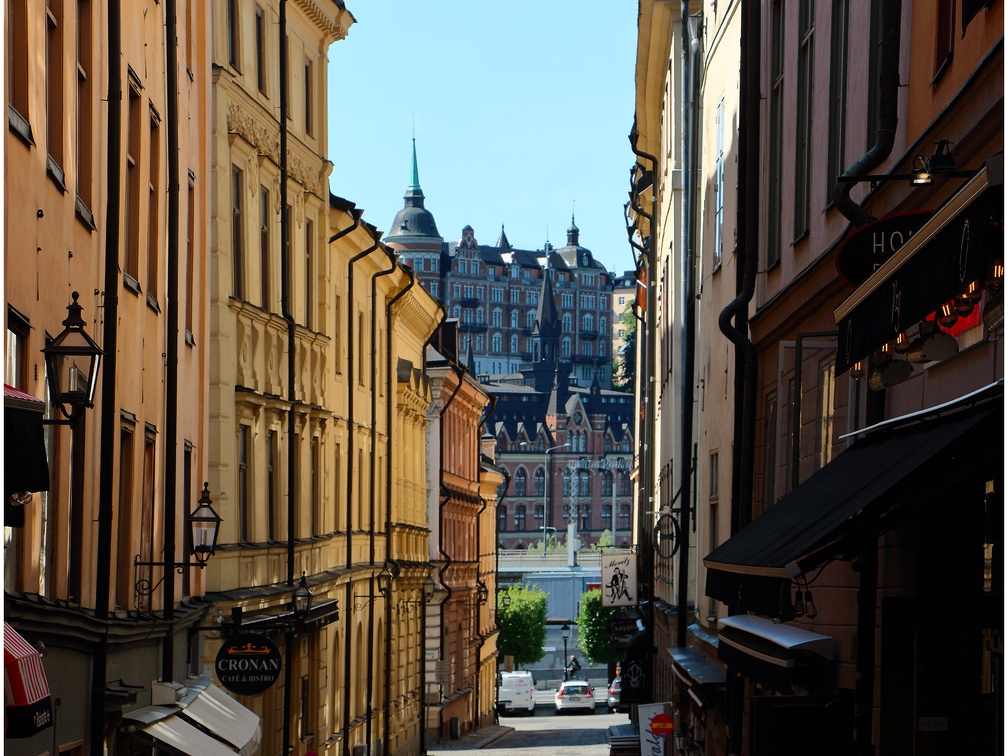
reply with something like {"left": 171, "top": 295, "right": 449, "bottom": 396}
{"left": 834, "top": 159, "right": 1003, "bottom": 374}
{"left": 4, "top": 385, "right": 50, "bottom": 524}
{"left": 704, "top": 389, "right": 1002, "bottom": 617}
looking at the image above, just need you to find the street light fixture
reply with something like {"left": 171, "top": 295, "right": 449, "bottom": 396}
{"left": 561, "top": 622, "right": 571, "bottom": 680}
{"left": 541, "top": 443, "right": 569, "bottom": 556}
{"left": 42, "top": 291, "right": 103, "bottom": 418}
{"left": 292, "top": 573, "right": 313, "bottom": 620}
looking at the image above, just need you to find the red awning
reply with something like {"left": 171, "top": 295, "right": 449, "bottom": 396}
{"left": 4, "top": 622, "right": 53, "bottom": 738}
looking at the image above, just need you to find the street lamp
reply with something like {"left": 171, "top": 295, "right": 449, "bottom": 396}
{"left": 292, "top": 572, "right": 313, "bottom": 620}
{"left": 541, "top": 443, "right": 569, "bottom": 556}
{"left": 41, "top": 292, "right": 103, "bottom": 604}
{"left": 561, "top": 622, "right": 571, "bottom": 680}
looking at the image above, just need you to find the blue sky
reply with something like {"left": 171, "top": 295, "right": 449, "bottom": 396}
{"left": 326, "top": 2, "right": 639, "bottom": 275}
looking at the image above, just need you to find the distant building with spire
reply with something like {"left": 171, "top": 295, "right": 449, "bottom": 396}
{"left": 383, "top": 143, "right": 619, "bottom": 389}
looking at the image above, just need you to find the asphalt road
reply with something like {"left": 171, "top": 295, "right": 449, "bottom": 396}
{"left": 430, "top": 705, "right": 633, "bottom": 756}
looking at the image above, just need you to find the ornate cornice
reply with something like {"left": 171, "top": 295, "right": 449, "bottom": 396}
{"left": 392, "top": 293, "right": 441, "bottom": 343}
{"left": 291, "top": 0, "right": 352, "bottom": 45}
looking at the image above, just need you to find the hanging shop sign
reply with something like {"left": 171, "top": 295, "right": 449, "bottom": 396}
{"left": 608, "top": 608, "right": 642, "bottom": 646}
{"left": 601, "top": 553, "right": 637, "bottom": 607}
{"left": 215, "top": 633, "right": 282, "bottom": 696}
{"left": 834, "top": 210, "right": 932, "bottom": 287}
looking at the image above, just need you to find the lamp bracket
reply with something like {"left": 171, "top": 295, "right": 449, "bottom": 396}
{"left": 133, "top": 555, "right": 204, "bottom": 603}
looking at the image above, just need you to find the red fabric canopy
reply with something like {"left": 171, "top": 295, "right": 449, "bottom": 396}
{"left": 4, "top": 622, "right": 53, "bottom": 738}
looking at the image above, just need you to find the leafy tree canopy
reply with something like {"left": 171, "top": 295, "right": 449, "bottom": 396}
{"left": 497, "top": 585, "right": 548, "bottom": 668}
{"left": 575, "top": 589, "right": 623, "bottom": 665}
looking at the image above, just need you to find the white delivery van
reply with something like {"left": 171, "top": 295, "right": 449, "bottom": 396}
{"left": 497, "top": 670, "right": 536, "bottom": 716}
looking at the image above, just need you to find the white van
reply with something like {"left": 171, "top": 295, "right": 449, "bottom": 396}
{"left": 497, "top": 670, "right": 536, "bottom": 716}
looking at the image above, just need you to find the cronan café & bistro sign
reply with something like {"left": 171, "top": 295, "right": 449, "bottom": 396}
{"left": 216, "top": 632, "right": 282, "bottom": 695}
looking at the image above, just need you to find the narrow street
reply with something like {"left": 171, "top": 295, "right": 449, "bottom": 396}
{"left": 430, "top": 705, "right": 632, "bottom": 756}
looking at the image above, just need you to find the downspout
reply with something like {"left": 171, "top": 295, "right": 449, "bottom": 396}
{"left": 420, "top": 306, "right": 447, "bottom": 754}
{"left": 437, "top": 362, "right": 465, "bottom": 710}
{"left": 161, "top": 0, "right": 182, "bottom": 680}
{"left": 366, "top": 246, "right": 397, "bottom": 752}
{"left": 342, "top": 233, "right": 379, "bottom": 756}
{"left": 278, "top": 5, "right": 297, "bottom": 756}
{"left": 92, "top": 0, "right": 122, "bottom": 751}
{"left": 719, "top": 3, "right": 760, "bottom": 753}
{"left": 383, "top": 267, "right": 416, "bottom": 752}
{"left": 832, "top": 0, "right": 902, "bottom": 226}
{"left": 471, "top": 394, "right": 496, "bottom": 728}
{"left": 677, "top": 8, "right": 702, "bottom": 648}
{"left": 629, "top": 123, "right": 658, "bottom": 694}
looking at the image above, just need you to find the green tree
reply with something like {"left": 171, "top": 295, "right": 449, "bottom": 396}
{"left": 575, "top": 589, "right": 623, "bottom": 666}
{"left": 497, "top": 585, "right": 548, "bottom": 668}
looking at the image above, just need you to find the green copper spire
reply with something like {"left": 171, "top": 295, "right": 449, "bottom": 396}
{"left": 409, "top": 138, "right": 421, "bottom": 191}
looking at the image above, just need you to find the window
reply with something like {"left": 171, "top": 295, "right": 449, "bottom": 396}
{"left": 935, "top": 0, "right": 954, "bottom": 76}
{"left": 618, "top": 503, "right": 631, "bottom": 528}
{"left": 8, "top": 0, "right": 31, "bottom": 140}
{"left": 816, "top": 361, "right": 835, "bottom": 470}
{"left": 46, "top": 0, "right": 65, "bottom": 179}
{"left": 232, "top": 166, "right": 245, "bottom": 299}
{"left": 618, "top": 296, "right": 625, "bottom": 306}
{"left": 515, "top": 505, "right": 526, "bottom": 531}
{"left": 526, "top": 311, "right": 535, "bottom": 329}
{"left": 305, "top": 219, "right": 314, "bottom": 328}
{"left": 515, "top": 469, "right": 527, "bottom": 497}
{"left": 827, "top": 0, "right": 849, "bottom": 206}
{"left": 492, "top": 333, "right": 502, "bottom": 352}
{"left": 139, "top": 426, "right": 157, "bottom": 606}
{"left": 459, "top": 260, "right": 468, "bottom": 275}
{"left": 227, "top": 0, "right": 240, "bottom": 69}
{"left": 147, "top": 109, "right": 161, "bottom": 299}
{"left": 510, "top": 310, "right": 518, "bottom": 329}
{"left": 304, "top": 57, "right": 313, "bottom": 136}
{"left": 562, "top": 293, "right": 573, "bottom": 308}
{"left": 714, "top": 98, "right": 725, "bottom": 266}
{"left": 562, "top": 338, "right": 571, "bottom": 357}
{"left": 115, "top": 423, "right": 135, "bottom": 608}
{"left": 125, "top": 79, "right": 142, "bottom": 283}
{"left": 578, "top": 470, "right": 590, "bottom": 497}
{"left": 492, "top": 308, "right": 502, "bottom": 327}
{"left": 453, "top": 284, "right": 460, "bottom": 299}
{"left": 563, "top": 471, "right": 572, "bottom": 497}
{"left": 794, "top": 0, "right": 814, "bottom": 239}
{"left": 76, "top": 0, "right": 93, "bottom": 211}
{"left": 238, "top": 425, "right": 250, "bottom": 540}
{"left": 582, "top": 314, "right": 593, "bottom": 332}
{"left": 311, "top": 437, "right": 320, "bottom": 536}
{"left": 767, "top": 0, "right": 784, "bottom": 267}
{"left": 260, "top": 186, "right": 271, "bottom": 309}
{"left": 185, "top": 175, "right": 196, "bottom": 337}
{"left": 268, "top": 430, "right": 278, "bottom": 542}
{"left": 534, "top": 468, "right": 545, "bottom": 497}
{"left": 510, "top": 334, "right": 518, "bottom": 353}
{"left": 498, "top": 505, "right": 507, "bottom": 532}
{"left": 533, "top": 504, "right": 543, "bottom": 528}
{"left": 562, "top": 313, "right": 572, "bottom": 332}
{"left": 492, "top": 288, "right": 503, "bottom": 303}
{"left": 763, "top": 393, "right": 778, "bottom": 509}
{"left": 579, "top": 503, "right": 589, "bottom": 530}
{"left": 255, "top": 7, "right": 266, "bottom": 93}
{"left": 619, "top": 472, "right": 631, "bottom": 496}
{"left": 6, "top": 307, "right": 29, "bottom": 389}
{"left": 601, "top": 471, "right": 613, "bottom": 497}
{"left": 430, "top": 282, "right": 438, "bottom": 297}
{"left": 602, "top": 504, "right": 612, "bottom": 527}
{"left": 510, "top": 288, "right": 519, "bottom": 303}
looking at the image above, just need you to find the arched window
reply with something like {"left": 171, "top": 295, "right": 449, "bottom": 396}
{"left": 511, "top": 334, "right": 519, "bottom": 353}
{"left": 621, "top": 438, "right": 631, "bottom": 452}
{"left": 492, "top": 308, "right": 503, "bottom": 327}
{"left": 601, "top": 471, "right": 613, "bottom": 496}
{"left": 562, "top": 313, "right": 572, "bottom": 332}
{"left": 604, "top": 437, "right": 613, "bottom": 452}
{"left": 534, "top": 468, "right": 545, "bottom": 496}
{"left": 515, "top": 505, "right": 526, "bottom": 530}
{"left": 582, "top": 313, "right": 593, "bottom": 331}
{"left": 602, "top": 504, "right": 612, "bottom": 526}
{"left": 498, "top": 505, "right": 507, "bottom": 532}
{"left": 562, "top": 338, "right": 572, "bottom": 357}
{"left": 600, "top": 316, "right": 607, "bottom": 332}
{"left": 578, "top": 470, "right": 590, "bottom": 497}
{"left": 618, "top": 503, "right": 631, "bottom": 527}
{"left": 527, "top": 310, "right": 535, "bottom": 329}
{"left": 619, "top": 472, "right": 631, "bottom": 496}
{"left": 533, "top": 504, "right": 543, "bottom": 527}
{"left": 510, "top": 309, "right": 519, "bottom": 329}
{"left": 515, "top": 468, "right": 527, "bottom": 496}
{"left": 453, "top": 305, "right": 461, "bottom": 318}
{"left": 492, "top": 332, "right": 502, "bottom": 351}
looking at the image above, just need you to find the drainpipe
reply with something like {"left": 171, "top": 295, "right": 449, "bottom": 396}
{"left": 678, "top": 8, "right": 702, "bottom": 648}
{"left": 719, "top": 2, "right": 760, "bottom": 753}
{"left": 161, "top": 0, "right": 182, "bottom": 681}
{"left": 366, "top": 247, "right": 398, "bottom": 752}
{"left": 420, "top": 307, "right": 447, "bottom": 753}
{"left": 629, "top": 122, "right": 658, "bottom": 699}
{"left": 383, "top": 267, "right": 416, "bottom": 752}
{"left": 91, "top": 0, "right": 122, "bottom": 751}
{"left": 832, "top": 0, "right": 901, "bottom": 226}
{"left": 342, "top": 231, "right": 379, "bottom": 756}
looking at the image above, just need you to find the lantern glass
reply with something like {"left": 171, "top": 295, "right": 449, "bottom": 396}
{"left": 377, "top": 565, "right": 394, "bottom": 597}
{"left": 293, "top": 573, "right": 313, "bottom": 619}
{"left": 42, "top": 292, "right": 102, "bottom": 416}
{"left": 189, "top": 482, "right": 221, "bottom": 565}
{"left": 422, "top": 575, "right": 436, "bottom": 603}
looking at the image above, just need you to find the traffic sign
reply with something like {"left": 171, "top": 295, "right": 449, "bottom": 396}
{"left": 650, "top": 712, "right": 674, "bottom": 738}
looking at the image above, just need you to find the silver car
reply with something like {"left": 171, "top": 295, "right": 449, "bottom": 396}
{"left": 554, "top": 680, "right": 596, "bottom": 714}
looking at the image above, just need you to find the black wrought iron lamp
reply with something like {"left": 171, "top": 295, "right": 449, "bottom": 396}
{"left": 42, "top": 291, "right": 102, "bottom": 419}
{"left": 135, "top": 482, "right": 222, "bottom": 601}
{"left": 292, "top": 573, "right": 313, "bottom": 621}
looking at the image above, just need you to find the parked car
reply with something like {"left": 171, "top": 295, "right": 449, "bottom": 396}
{"left": 607, "top": 676, "right": 623, "bottom": 712}
{"left": 554, "top": 680, "right": 595, "bottom": 714}
{"left": 497, "top": 671, "right": 536, "bottom": 716}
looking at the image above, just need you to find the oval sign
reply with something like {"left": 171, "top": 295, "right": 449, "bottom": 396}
{"left": 834, "top": 210, "right": 932, "bottom": 287}
{"left": 650, "top": 712, "right": 674, "bottom": 737}
{"left": 215, "top": 632, "right": 282, "bottom": 696}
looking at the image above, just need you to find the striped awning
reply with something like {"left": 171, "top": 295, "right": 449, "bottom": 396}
{"left": 3, "top": 622, "right": 53, "bottom": 738}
